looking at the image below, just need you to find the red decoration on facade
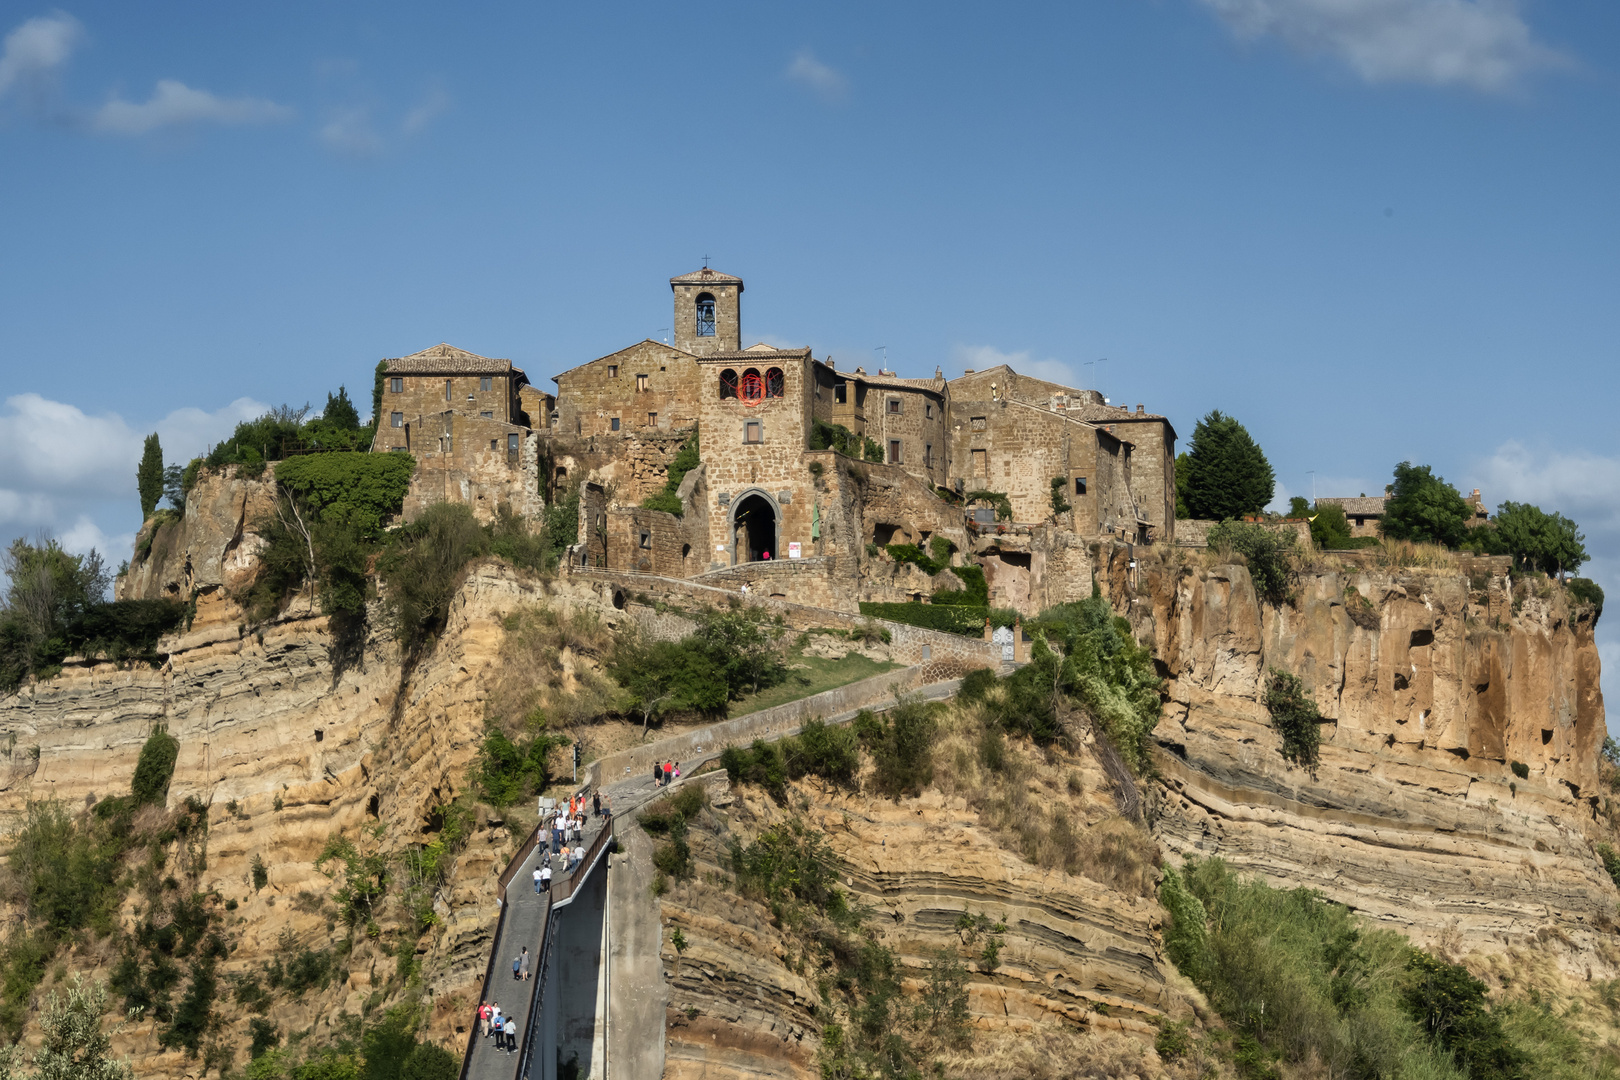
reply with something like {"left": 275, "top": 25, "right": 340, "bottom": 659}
{"left": 738, "top": 372, "right": 765, "bottom": 405}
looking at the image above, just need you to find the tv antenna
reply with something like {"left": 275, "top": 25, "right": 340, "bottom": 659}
{"left": 658, "top": 327, "right": 670, "bottom": 344}
{"left": 1308, "top": 471, "right": 1316, "bottom": 504}
{"left": 874, "top": 345, "right": 888, "bottom": 370}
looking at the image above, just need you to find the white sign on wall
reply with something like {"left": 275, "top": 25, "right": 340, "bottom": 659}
{"left": 788, "top": 542, "right": 802, "bottom": 559}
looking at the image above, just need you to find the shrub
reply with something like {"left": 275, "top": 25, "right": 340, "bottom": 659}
{"left": 1402, "top": 950, "right": 1527, "bottom": 1080}
{"left": 809, "top": 421, "right": 882, "bottom": 463}
{"left": 721, "top": 739, "right": 788, "bottom": 803}
{"left": 272, "top": 453, "right": 415, "bottom": 541}
{"left": 1049, "top": 476, "right": 1071, "bottom": 516}
{"left": 1568, "top": 577, "right": 1604, "bottom": 613}
{"left": 1596, "top": 843, "right": 1620, "bottom": 888}
{"left": 790, "top": 718, "right": 861, "bottom": 786}
{"left": 640, "top": 428, "right": 699, "bottom": 517}
{"left": 1510, "top": 760, "right": 1529, "bottom": 780}
{"left": 1207, "top": 520, "right": 1298, "bottom": 605}
{"left": 730, "top": 818, "right": 846, "bottom": 924}
{"left": 59, "top": 599, "right": 185, "bottom": 664}
{"left": 315, "top": 837, "right": 388, "bottom": 926}
{"left": 377, "top": 502, "right": 490, "bottom": 654}
{"left": 474, "top": 727, "right": 569, "bottom": 808}
{"left": 958, "top": 666, "right": 998, "bottom": 703}
{"left": 857, "top": 601, "right": 1013, "bottom": 636}
{"left": 859, "top": 695, "right": 939, "bottom": 798}
{"left": 639, "top": 787, "right": 705, "bottom": 884}
{"left": 964, "top": 490, "right": 1012, "bottom": 521}
{"left": 1262, "top": 669, "right": 1322, "bottom": 768}
{"left": 249, "top": 1018, "right": 280, "bottom": 1059}
{"left": 132, "top": 724, "right": 180, "bottom": 807}
{"left": 885, "top": 543, "right": 946, "bottom": 575}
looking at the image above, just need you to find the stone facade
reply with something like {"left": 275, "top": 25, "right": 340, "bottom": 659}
{"left": 376, "top": 268, "right": 1178, "bottom": 616}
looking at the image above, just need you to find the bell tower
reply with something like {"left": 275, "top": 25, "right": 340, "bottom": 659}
{"left": 670, "top": 267, "right": 743, "bottom": 355}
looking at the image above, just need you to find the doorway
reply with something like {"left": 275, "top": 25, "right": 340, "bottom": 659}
{"left": 730, "top": 491, "right": 779, "bottom": 564}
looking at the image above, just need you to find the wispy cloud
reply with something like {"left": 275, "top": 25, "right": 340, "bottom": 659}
{"left": 0, "top": 11, "right": 80, "bottom": 96}
{"left": 402, "top": 82, "right": 449, "bottom": 134}
{"left": 91, "top": 78, "right": 291, "bottom": 135}
{"left": 318, "top": 106, "right": 384, "bottom": 157}
{"left": 1195, "top": 0, "right": 1568, "bottom": 92}
{"left": 952, "top": 344, "right": 1084, "bottom": 390}
{"left": 785, "top": 50, "right": 848, "bottom": 102}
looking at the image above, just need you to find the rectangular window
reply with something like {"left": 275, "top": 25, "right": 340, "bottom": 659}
{"left": 608, "top": 365, "right": 618, "bottom": 378}
{"left": 480, "top": 411, "right": 493, "bottom": 420}
{"left": 444, "top": 379, "right": 452, "bottom": 401}
{"left": 647, "top": 412, "right": 657, "bottom": 426}
{"left": 390, "top": 412, "right": 403, "bottom": 428}
{"left": 888, "top": 440, "right": 902, "bottom": 464}
{"left": 834, "top": 384, "right": 847, "bottom": 404}
{"left": 887, "top": 399, "right": 901, "bottom": 414}
{"left": 639, "top": 530, "right": 651, "bottom": 549}
{"left": 744, "top": 421, "right": 762, "bottom": 444}
{"left": 971, "top": 416, "right": 986, "bottom": 431}
{"left": 636, "top": 374, "right": 649, "bottom": 392}
{"left": 1004, "top": 460, "right": 1011, "bottom": 477}
{"left": 508, "top": 433, "right": 519, "bottom": 454}
{"left": 925, "top": 403, "right": 933, "bottom": 419}
{"left": 1074, "top": 477, "right": 1087, "bottom": 495}
{"left": 924, "top": 444, "right": 933, "bottom": 467}
{"left": 610, "top": 417, "right": 621, "bottom": 432}
{"left": 490, "top": 439, "right": 498, "bottom": 450}
{"left": 389, "top": 377, "right": 403, "bottom": 393}
{"left": 480, "top": 376, "right": 492, "bottom": 392}
{"left": 972, "top": 449, "right": 987, "bottom": 475}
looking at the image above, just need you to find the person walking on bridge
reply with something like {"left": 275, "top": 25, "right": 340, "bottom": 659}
{"left": 540, "top": 862, "right": 552, "bottom": 892}
{"left": 479, "top": 1000, "right": 491, "bottom": 1038}
{"left": 519, "top": 946, "right": 531, "bottom": 981}
{"left": 533, "top": 864, "right": 544, "bottom": 894}
{"left": 504, "top": 1016, "right": 518, "bottom": 1053}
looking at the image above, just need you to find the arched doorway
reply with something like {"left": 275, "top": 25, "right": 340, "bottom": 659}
{"left": 730, "top": 491, "right": 779, "bottom": 565}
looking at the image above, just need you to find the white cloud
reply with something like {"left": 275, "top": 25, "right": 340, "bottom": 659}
{"left": 785, "top": 50, "right": 848, "bottom": 102}
{"left": 0, "top": 392, "right": 267, "bottom": 538}
{"left": 951, "top": 345, "right": 1085, "bottom": 390}
{"left": 92, "top": 78, "right": 292, "bottom": 135}
{"left": 1195, "top": 0, "right": 1567, "bottom": 92}
{"left": 0, "top": 11, "right": 81, "bottom": 98}
{"left": 58, "top": 515, "right": 133, "bottom": 562}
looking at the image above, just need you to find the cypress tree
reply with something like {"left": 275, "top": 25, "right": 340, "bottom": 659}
{"left": 137, "top": 433, "right": 164, "bottom": 519}
{"left": 1181, "top": 411, "right": 1275, "bottom": 521}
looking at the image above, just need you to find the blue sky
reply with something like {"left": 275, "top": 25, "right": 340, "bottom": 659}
{"left": 2, "top": 1, "right": 1617, "bottom": 706}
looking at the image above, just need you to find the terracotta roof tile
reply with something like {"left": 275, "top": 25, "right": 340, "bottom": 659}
{"left": 385, "top": 343, "right": 512, "bottom": 374}
{"left": 1317, "top": 496, "right": 1387, "bottom": 516}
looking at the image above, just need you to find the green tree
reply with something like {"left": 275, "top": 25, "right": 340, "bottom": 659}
{"left": 1174, "top": 452, "right": 1191, "bottom": 519}
{"left": 322, "top": 386, "right": 361, "bottom": 430}
{"left": 137, "top": 434, "right": 165, "bottom": 519}
{"left": 1381, "top": 462, "right": 1471, "bottom": 548}
{"left": 372, "top": 360, "right": 390, "bottom": 428}
{"left": 1491, "top": 502, "right": 1587, "bottom": 576}
{"left": 0, "top": 977, "right": 134, "bottom": 1080}
{"left": 1180, "top": 411, "right": 1275, "bottom": 521}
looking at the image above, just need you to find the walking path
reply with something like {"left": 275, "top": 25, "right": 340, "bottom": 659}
{"left": 459, "top": 675, "right": 966, "bottom": 1080}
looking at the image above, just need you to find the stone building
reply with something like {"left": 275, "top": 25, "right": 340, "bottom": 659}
{"left": 1317, "top": 495, "right": 1388, "bottom": 539}
{"left": 371, "top": 268, "right": 1178, "bottom": 615}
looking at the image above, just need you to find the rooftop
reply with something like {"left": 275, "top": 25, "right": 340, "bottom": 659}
{"left": 386, "top": 343, "right": 512, "bottom": 375}
{"left": 1318, "top": 496, "right": 1388, "bottom": 516}
{"left": 670, "top": 267, "right": 744, "bottom": 290}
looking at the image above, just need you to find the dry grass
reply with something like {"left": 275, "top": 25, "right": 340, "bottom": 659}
{"left": 929, "top": 702, "right": 1161, "bottom": 898}
{"left": 482, "top": 604, "right": 623, "bottom": 734}
{"left": 1369, "top": 539, "right": 1456, "bottom": 571}
{"left": 935, "top": 1026, "right": 1219, "bottom": 1080}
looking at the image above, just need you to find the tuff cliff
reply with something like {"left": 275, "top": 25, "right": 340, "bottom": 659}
{"left": 1107, "top": 545, "right": 1613, "bottom": 970}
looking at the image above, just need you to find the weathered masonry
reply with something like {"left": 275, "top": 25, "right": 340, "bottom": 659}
{"left": 371, "top": 267, "right": 1177, "bottom": 615}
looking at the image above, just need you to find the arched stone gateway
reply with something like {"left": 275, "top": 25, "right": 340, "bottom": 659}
{"left": 729, "top": 489, "right": 780, "bottom": 566}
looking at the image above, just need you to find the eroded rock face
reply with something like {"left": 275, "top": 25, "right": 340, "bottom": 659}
{"left": 116, "top": 466, "right": 279, "bottom": 605}
{"left": 1112, "top": 549, "right": 1613, "bottom": 970}
{"left": 0, "top": 562, "right": 570, "bottom": 1078}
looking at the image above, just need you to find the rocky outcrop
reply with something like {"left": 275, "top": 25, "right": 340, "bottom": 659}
{"left": 1110, "top": 547, "right": 1614, "bottom": 970}
{"left": 116, "top": 466, "right": 279, "bottom": 605}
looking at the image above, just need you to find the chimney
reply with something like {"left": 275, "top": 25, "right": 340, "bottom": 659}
{"left": 827, "top": 357, "right": 835, "bottom": 369}
{"left": 1136, "top": 404, "right": 1145, "bottom": 415}
{"left": 935, "top": 366, "right": 943, "bottom": 379}
{"left": 963, "top": 368, "right": 975, "bottom": 375}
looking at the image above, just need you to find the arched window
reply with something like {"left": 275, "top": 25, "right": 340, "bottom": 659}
{"left": 720, "top": 369, "right": 738, "bottom": 399}
{"left": 695, "top": 293, "right": 717, "bottom": 337}
{"left": 739, "top": 368, "right": 764, "bottom": 405}
{"left": 765, "top": 367, "right": 784, "bottom": 398}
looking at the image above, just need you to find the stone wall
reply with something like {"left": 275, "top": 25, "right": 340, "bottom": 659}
{"left": 553, "top": 340, "right": 703, "bottom": 440}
